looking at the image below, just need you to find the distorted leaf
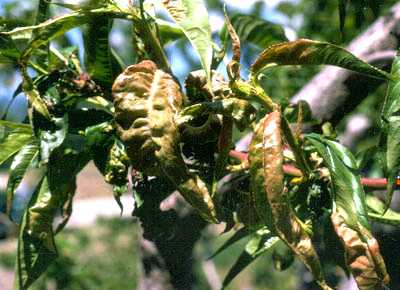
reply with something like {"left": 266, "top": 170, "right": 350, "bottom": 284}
{"left": 0, "top": 121, "right": 34, "bottom": 166}
{"left": 6, "top": 142, "right": 39, "bottom": 216}
{"left": 112, "top": 60, "right": 217, "bottom": 222}
{"left": 251, "top": 39, "right": 392, "bottom": 80}
{"left": 262, "top": 112, "right": 330, "bottom": 290}
{"left": 331, "top": 212, "right": 389, "bottom": 290}
{"left": 222, "top": 229, "right": 279, "bottom": 289}
{"left": 248, "top": 115, "right": 272, "bottom": 226}
{"left": 161, "top": 0, "right": 213, "bottom": 85}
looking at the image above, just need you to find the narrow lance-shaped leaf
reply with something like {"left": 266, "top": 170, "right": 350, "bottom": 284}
{"left": 381, "top": 51, "right": 400, "bottom": 210}
{"left": 112, "top": 60, "right": 217, "bottom": 222}
{"left": 338, "top": 0, "right": 348, "bottom": 35}
{"left": 250, "top": 39, "right": 392, "bottom": 80}
{"left": 262, "top": 112, "right": 331, "bottom": 290}
{"left": 6, "top": 142, "right": 39, "bottom": 216}
{"left": 161, "top": 0, "right": 213, "bottom": 85}
{"left": 222, "top": 229, "right": 279, "bottom": 289}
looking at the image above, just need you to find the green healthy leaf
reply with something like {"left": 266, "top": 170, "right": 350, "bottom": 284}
{"left": 222, "top": 229, "right": 279, "bottom": 289}
{"left": 366, "top": 195, "right": 400, "bottom": 226}
{"left": 220, "top": 13, "right": 287, "bottom": 50}
{"left": 381, "top": 51, "right": 400, "bottom": 210}
{"left": 250, "top": 39, "right": 392, "bottom": 80}
{"left": 306, "top": 133, "right": 369, "bottom": 229}
{"left": 161, "top": 0, "right": 213, "bottom": 84}
{"left": 209, "top": 227, "right": 256, "bottom": 260}
{"left": 0, "top": 121, "right": 34, "bottom": 166}
{"left": 6, "top": 142, "right": 39, "bottom": 216}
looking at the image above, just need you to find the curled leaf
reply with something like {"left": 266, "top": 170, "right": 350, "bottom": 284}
{"left": 262, "top": 111, "right": 330, "bottom": 290}
{"left": 331, "top": 212, "right": 389, "bottom": 290}
{"left": 250, "top": 39, "right": 392, "bottom": 81}
{"left": 112, "top": 60, "right": 217, "bottom": 222}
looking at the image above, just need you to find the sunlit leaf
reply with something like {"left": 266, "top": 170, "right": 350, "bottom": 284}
{"left": 6, "top": 142, "right": 39, "bottom": 216}
{"left": 161, "top": 0, "right": 213, "bottom": 85}
{"left": 251, "top": 39, "right": 392, "bottom": 80}
{"left": 222, "top": 229, "right": 279, "bottom": 289}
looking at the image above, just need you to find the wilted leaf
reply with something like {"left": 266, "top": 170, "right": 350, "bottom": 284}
{"left": 0, "top": 121, "right": 34, "bottom": 166}
{"left": 222, "top": 229, "right": 279, "bottom": 289}
{"left": 112, "top": 60, "right": 217, "bottom": 222}
{"left": 161, "top": 0, "right": 213, "bottom": 85}
{"left": 6, "top": 142, "right": 39, "bottom": 216}
{"left": 251, "top": 39, "right": 392, "bottom": 80}
{"left": 262, "top": 112, "right": 330, "bottom": 290}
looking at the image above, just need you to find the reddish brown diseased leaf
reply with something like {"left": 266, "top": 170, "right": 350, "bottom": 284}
{"left": 262, "top": 111, "right": 331, "bottom": 290}
{"left": 331, "top": 212, "right": 390, "bottom": 290}
{"left": 112, "top": 60, "right": 217, "bottom": 223}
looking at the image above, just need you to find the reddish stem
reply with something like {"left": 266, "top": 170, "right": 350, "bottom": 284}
{"left": 229, "top": 150, "right": 395, "bottom": 189}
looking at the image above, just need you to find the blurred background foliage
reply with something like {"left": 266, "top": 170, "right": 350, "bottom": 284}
{"left": 1, "top": 0, "right": 400, "bottom": 289}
